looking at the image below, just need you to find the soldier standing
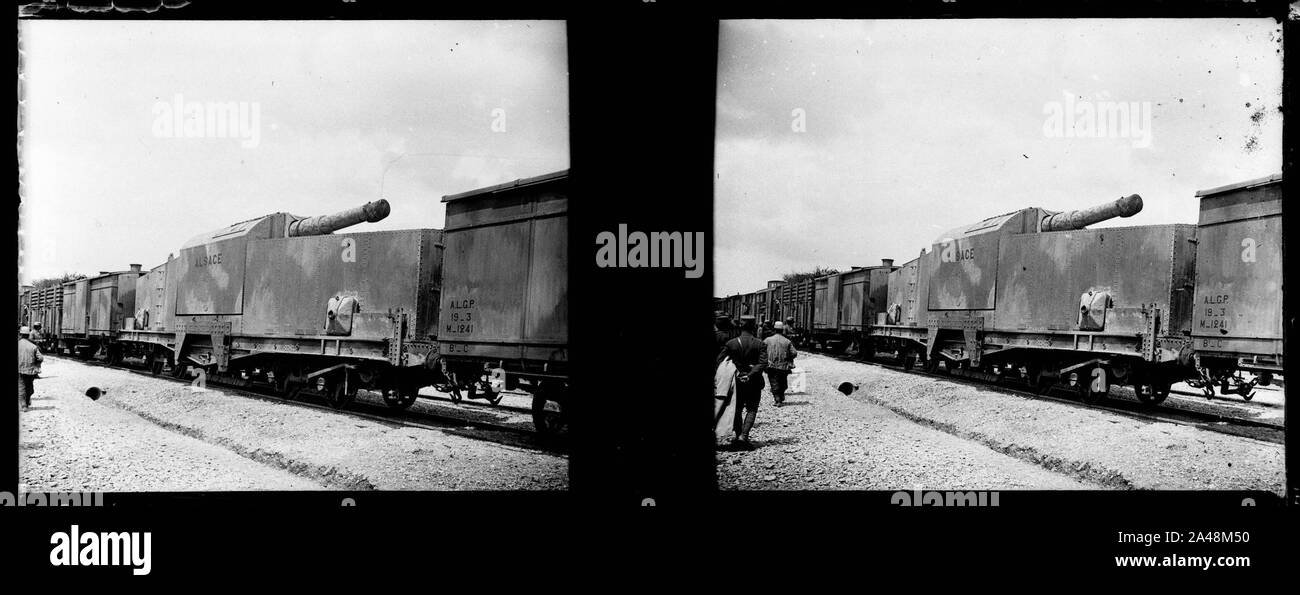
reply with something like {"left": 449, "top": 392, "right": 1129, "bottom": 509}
{"left": 18, "top": 326, "right": 44, "bottom": 410}
{"left": 764, "top": 321, "right": 797, "bottom": 407}
{"left": 724, "top": 315, "right": 768, "bottom": 450}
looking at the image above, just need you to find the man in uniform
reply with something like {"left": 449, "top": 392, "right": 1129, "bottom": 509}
{"left": 724, "top": 315, "right": 768, "bottom": 450}
{"left": 18, "top": 326, "right": 43, "bottom": 410}
{"left": 764, "top": 321, "right": 798, "bottom": 407}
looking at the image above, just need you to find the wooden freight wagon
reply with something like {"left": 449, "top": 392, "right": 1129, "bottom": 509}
{"left": 437, "top": 170, "right": 570, "bottom": 433}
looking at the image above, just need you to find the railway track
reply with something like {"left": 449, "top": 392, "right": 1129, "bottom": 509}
{"left": 46, "top": 352, "right": 569, "bottom": 456}
{"left": 814, "top": 349, "right": 1284, "bottom": 445}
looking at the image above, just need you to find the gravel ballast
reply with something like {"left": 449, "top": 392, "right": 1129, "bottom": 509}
{"left": 20, "top": 357, "right": 568, "bottom": 491}
{"left": 20, "top": 358, "right": 321, "bottom": 491}
{"left": 715, "top": 364, "right": 1092, "bottom": 491}
{"left": 783, "top": 353, "right": 1283, "bottom": 493}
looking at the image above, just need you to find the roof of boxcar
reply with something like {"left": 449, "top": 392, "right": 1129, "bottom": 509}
{"left": 440, "top": 169, "right": 569, "bottom": 203}
{"left": 1195, "top": 173, "right": 1281, "bottom": 197}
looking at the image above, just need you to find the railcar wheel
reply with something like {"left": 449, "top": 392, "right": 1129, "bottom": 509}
{"left": 382, "top": 386, "right": 418, "bottom": 410}
{"left": 326, "top": 381, "right": 355, "bottom": 409}
{"left": 1032, "top": 368, "right": 1054, "bottom": 395}
{"left": 1150, "top": 382, "right": 1170, "bottom": 405}
{"left": 270, "top": 368, "right": 292, "bottom": 396}
{"left": 149, "top": 358, "right": 165, "bottom": 376}
{"left": 986, "top": 363, "right": 1005, "bottom": 386}
{"left": 900, "top": 350, "right": 916, "bottom": 372}
{"left": 1079, "top": 368, "right": 1109, "bottom": 405}
{"left": 531, "top": 394, "right": 565, "bottom": 436}
{"left": 923, "top": 354, "right": 942, "bottom": 374}
{"left": 1134, "top": 382, "right": 1170, "bottom": 406}
{"left": 1019, "top": 363, "right": 1038, "bottom": 388}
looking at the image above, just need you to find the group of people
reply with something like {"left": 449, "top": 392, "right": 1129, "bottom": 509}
{"left": 18, "top": 324, "right": 45, "bottom": 411}
{"left": 714, "top": 313, "right": 797, "bottom": 451}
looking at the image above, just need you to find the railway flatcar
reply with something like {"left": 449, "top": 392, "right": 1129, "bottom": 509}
{"left": 114, "top": 197, "right": 444, "bottom": 408}
{"left": 47, "top": 170, "right": 573, "bottom": 434}
{"left": 728, "top": 174, "right": 1284, "bottom": 406}
{"left": 873, "top": 192, "right": 1196, "bottom": 403}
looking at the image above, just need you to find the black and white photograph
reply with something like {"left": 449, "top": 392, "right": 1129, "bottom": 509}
{"left": 6, "top": 1, "right": 1297, "bottom": 581}
{"left": 712, "top": 19, "right": 1284, "bottom": 494}
{"left": 17, "top": 19, "right": 571, "bottom": 492}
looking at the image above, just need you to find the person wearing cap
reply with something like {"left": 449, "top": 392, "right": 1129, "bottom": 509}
{"left": 723, "top": 315, "right": 768, "bottom": 450}
{"left": 18, "top": 326, "right": 44, "bottom": 410}
{"left": 764, "top": 321, "right": 798, "bottom": 407}
{"left": 29, "top": 322, "right": 44, "bottom": 351}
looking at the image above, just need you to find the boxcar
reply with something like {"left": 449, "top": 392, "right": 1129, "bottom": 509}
{"left": 437, "top": 169, "right": 570, "bottom": 432}
{"left": 1186, "top": 174, "right": 1283, "bottom": 395}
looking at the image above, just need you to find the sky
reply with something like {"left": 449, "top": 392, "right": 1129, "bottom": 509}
{"left": 714, "top": 19, "right": 1283, "bottom": 296}
{"left": 18, "top": 20, "right": 569, "bottom": 284}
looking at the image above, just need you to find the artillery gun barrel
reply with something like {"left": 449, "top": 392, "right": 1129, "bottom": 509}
{"left": 288, "top": 199, "right": 391, "bottom": 237}
{"left": 1040, "top": 194, "right": 1143, "bottom": 232}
